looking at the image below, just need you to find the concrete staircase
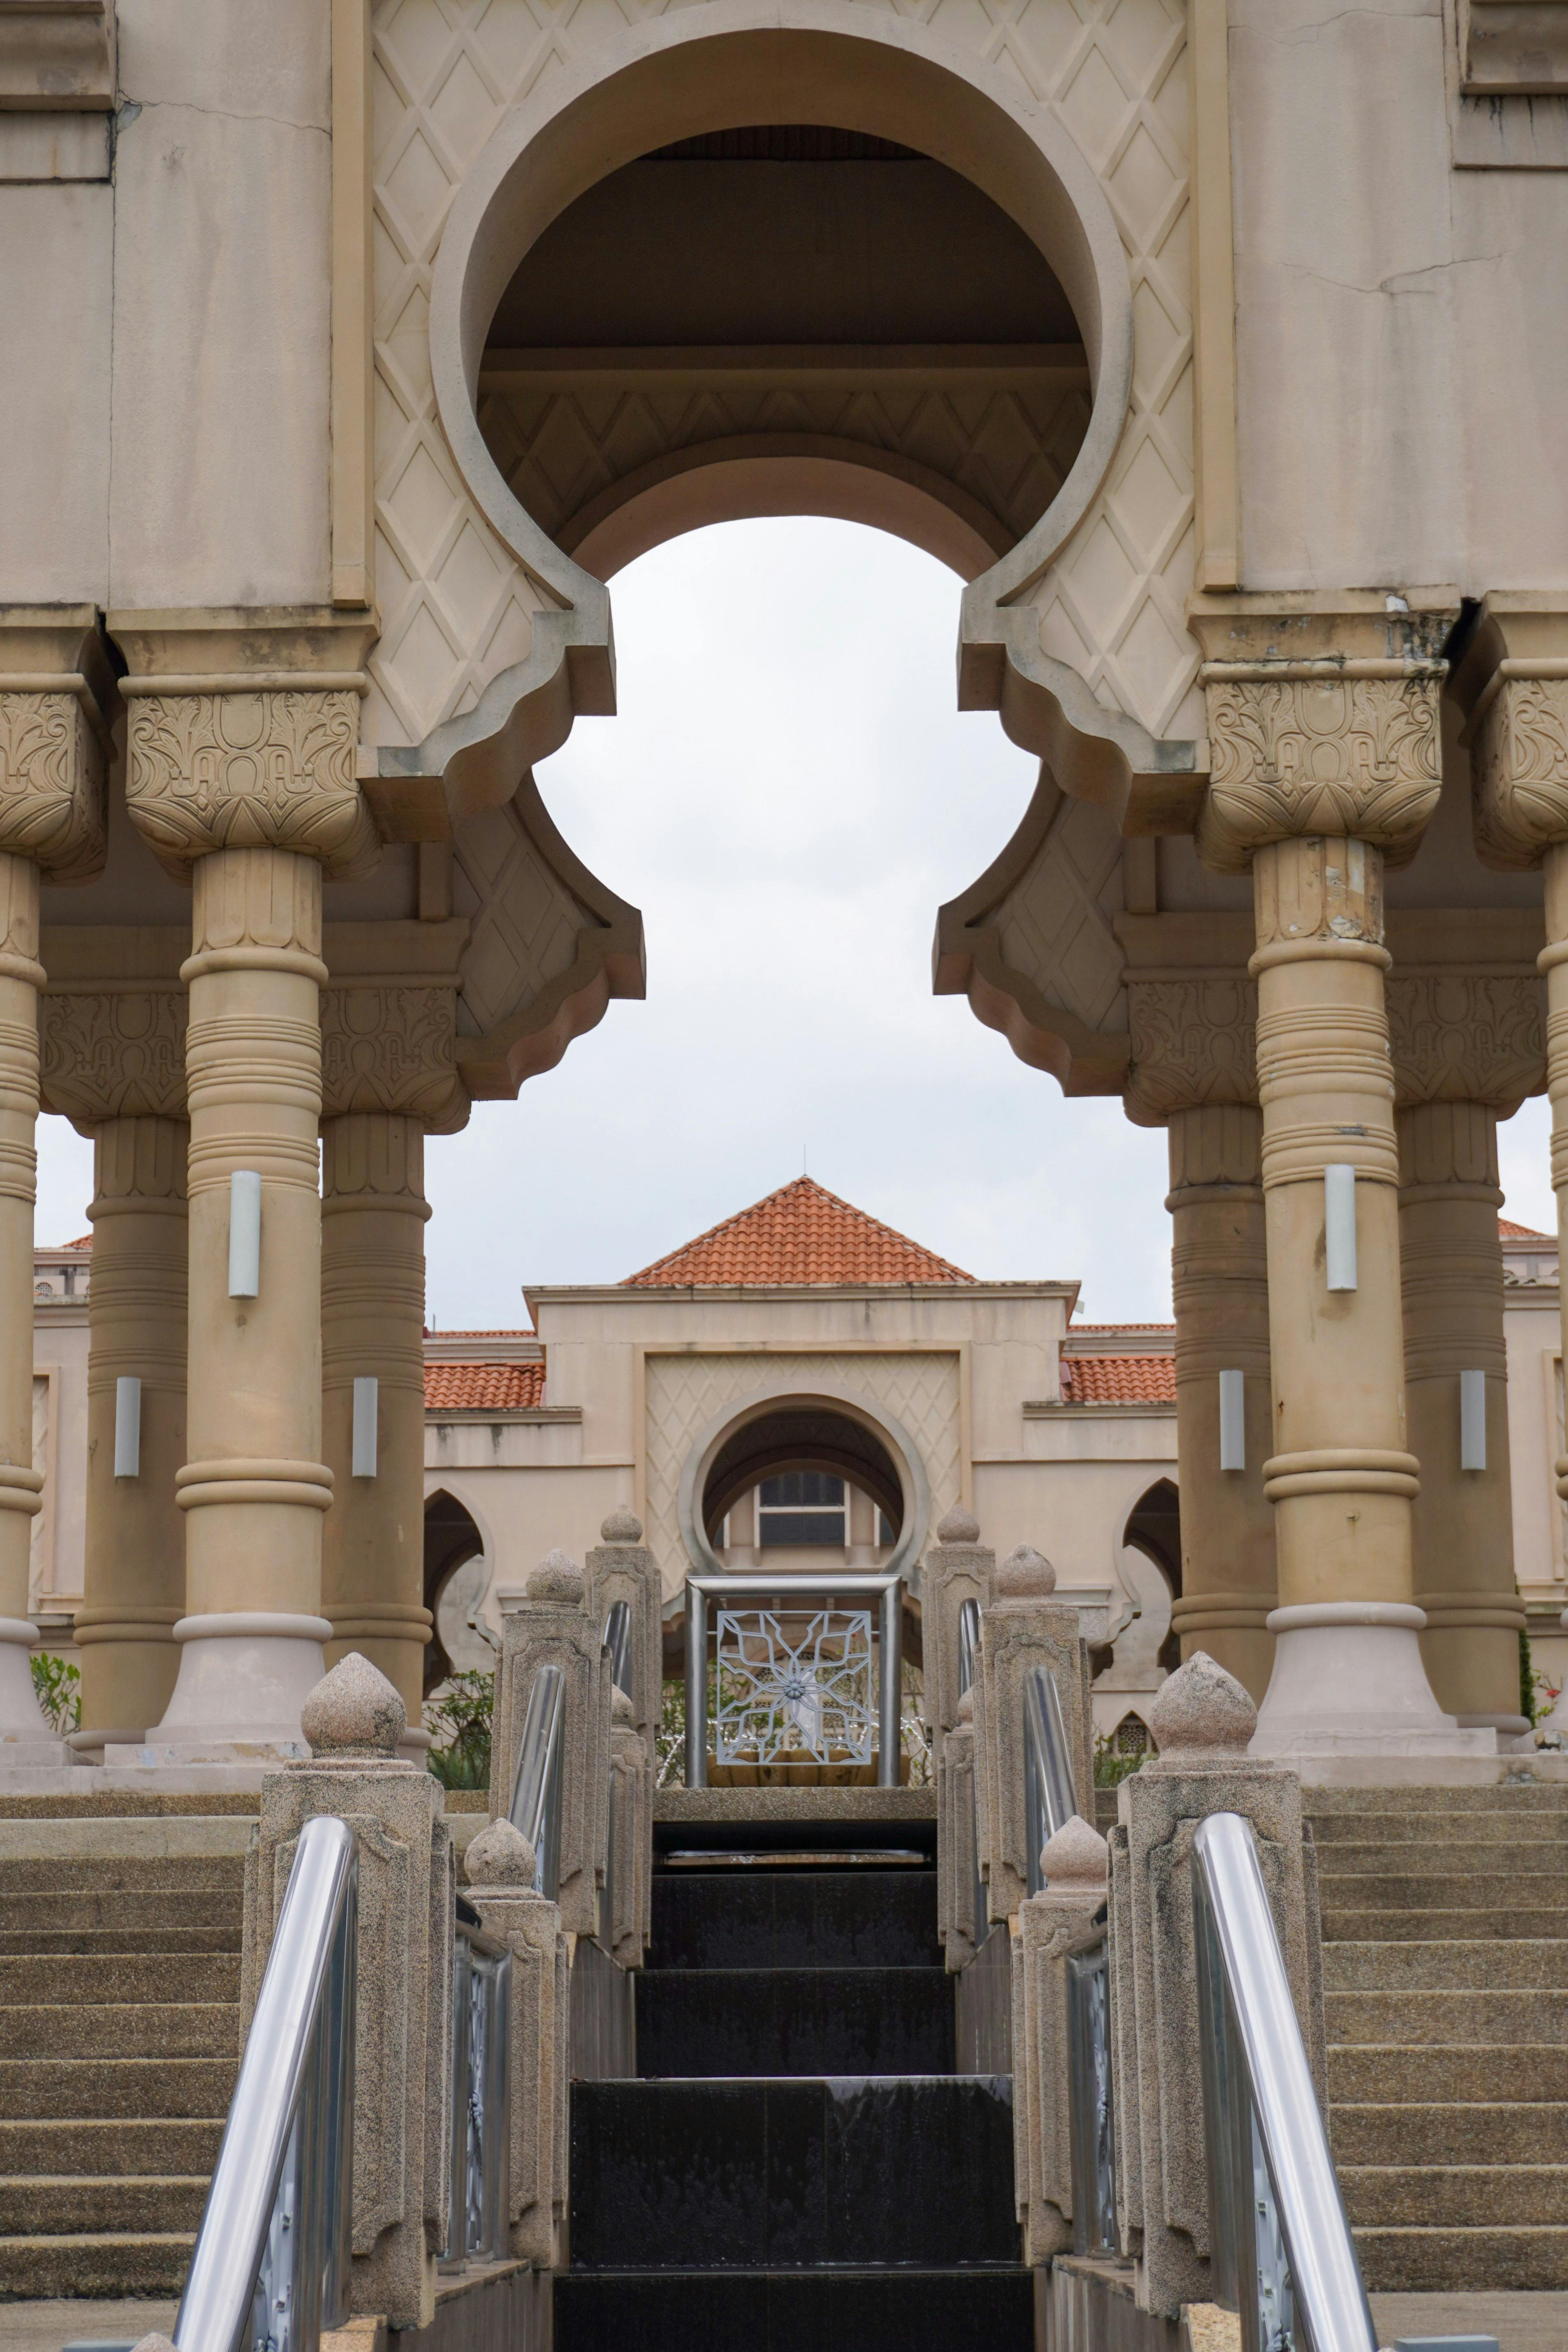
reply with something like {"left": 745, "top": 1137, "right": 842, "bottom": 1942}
{"left": 0, "top": 1842, "right": 243, "bottom": 2297}
{"left": 1309, "top": 1782, "right": 1568, "bottom": 2294}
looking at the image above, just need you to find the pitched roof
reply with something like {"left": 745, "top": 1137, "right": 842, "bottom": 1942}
{"left": 1061, "top": 1355, "right": 1177, "bottom": 1405}
{"left": 1500, "top": 1218, "right": 1552, "bottom": 1240}
{"left": 424, "top": 1360, "right": 546, "bottom": 1413}
{"left": 622, "top": 1176, "right": 975, "bottom": 1288}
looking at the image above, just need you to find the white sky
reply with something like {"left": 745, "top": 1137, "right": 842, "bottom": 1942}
{"left": 34, "top": 515, "right": 1559, "bottom": 1322}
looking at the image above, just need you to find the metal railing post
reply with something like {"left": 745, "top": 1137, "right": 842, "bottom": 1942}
{"left": 685, "top": 1578, "right": 708, "bottom": 1789}
{"left": 878, "top": 1577, "right": 902, "bottom": 1788}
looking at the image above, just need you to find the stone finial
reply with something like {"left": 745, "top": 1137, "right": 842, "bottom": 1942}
{"left": 996, "top": 1543, "right": 1057, "bottom": 1599}
{"left": 464, "top": 1815, "right": 538, "bottom": 1888}
{"left": 956, "top": 1685, "right": 974, "bottom": 1726}
{"left": 936, "top": 1505, "right": 980, "bottom": 1544}
{"left": 527, "top": 1547, "right": 585, "bottom": 1605}
{"left": 1147, "top": 1650, "right": 1257, "bottom": 1760}
{"left": 131, "top": 2337, "right": 177, "bottom": 2352}
{"left": 612, "top": 1684, "right": 634, "bottom": 1725}
{"left": 601, "top": 1507, "right": 643, "bottom": 1543}
{"left": 301, "top": 1651, "right": 405, "bottom": 1760}
{"left": 1039, "top": 1811, "right": 1109, "bottom": 1892}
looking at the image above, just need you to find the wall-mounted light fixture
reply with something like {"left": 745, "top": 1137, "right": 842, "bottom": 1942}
{"left": 1324, "top": 1164, "right": 1357, "bottom": 1292}
{"left": 352, "top": 1376, "right": 379, "bottom": 1478}
{"left": 113, "top": 1376, "right": 141, "bottom": 1479}
{"left": 1219, "top": 1369, "right": 1246, "bottom": 1471}
{"left": 1460, "top": 1369, "right": 1487, "bottom": 1471}
{"left": 228, "top": 1170, "right": 262, "bottom": 1298}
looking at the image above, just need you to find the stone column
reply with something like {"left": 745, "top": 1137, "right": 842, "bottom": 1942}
{"left": 321, "top": 1112, "right": 432, "bottom": 1724}
{"left": 1126, "top": 965, "right": 1276, "bottom": 1701}
{"left": 0, "top": 612, "right": 111, "bottom": 1762}
{"left": 75, "top": 1117, "right": 189, "bottom": 1746}
{"left": 115, "top": 614, "right": 379, "bottom": 1759}
{"left": 1453, "top": 604, "right": 1568, "bottom": 1696}
{"left": 1195, "top": 611, "right": 1487, "bottom": 1754}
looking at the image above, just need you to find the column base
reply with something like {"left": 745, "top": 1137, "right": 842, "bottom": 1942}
{"left": 107, "top": 1611, "right": 331, "bottom": 1765}
{"left": 0, "top": 1620, "right": 77, "bottom": 1766}
{"left": 1249, "top": 1604, "right": 1498, "bottom": 1758}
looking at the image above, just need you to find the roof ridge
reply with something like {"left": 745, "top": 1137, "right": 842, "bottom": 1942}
{"left": 622, "top": 1174, "right": 974, "bottom": 1287}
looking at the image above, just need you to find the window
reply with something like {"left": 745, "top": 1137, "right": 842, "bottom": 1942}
{"left": 759, "top": 1471, "right": 846, "bottom": 1548}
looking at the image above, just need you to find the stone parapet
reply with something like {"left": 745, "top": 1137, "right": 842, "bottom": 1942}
{"left": 971, "top": 1544, "right": 1094, "bottom": 1925}
{"left": 491, "top": 1550, "right": 611, "bottom": 1940}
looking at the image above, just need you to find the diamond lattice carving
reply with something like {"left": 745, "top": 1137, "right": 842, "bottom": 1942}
{"left": 643, "top": 1351, "right": 963, "bottom": 1595}
{"left": 370, "top": 0, "right": 1198, "bottom": 751}
{"left": 996, "top": 791, "right": 1128, "bottom": 1034}
{"left": 449, "top": 797, "right": 585, "bottom": 1036}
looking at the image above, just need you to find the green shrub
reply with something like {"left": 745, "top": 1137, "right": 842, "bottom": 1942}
{"left": 424, "top": 1668, "right": 494, "bottom": 1790}
{"left": 31, "top": 1652, "right": 80, "bottom": 1734}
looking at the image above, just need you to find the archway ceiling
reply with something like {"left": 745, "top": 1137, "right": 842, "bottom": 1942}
{"left": 703, "top": 1404, "right": 905, "bottom": 1534}
{"left": 477, "top": 138, "right": 1092, "bottom": 575}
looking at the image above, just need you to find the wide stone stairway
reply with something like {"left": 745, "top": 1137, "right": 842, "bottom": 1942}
{"left": 554, "top": 1815, "right": 1032, "bottom": 2350}
{"left": 1311, "top": 1782, "right": 1568, "bottom": 2294}
{"left": 0, "top": 1839, "right": 243, "bottom": 2297}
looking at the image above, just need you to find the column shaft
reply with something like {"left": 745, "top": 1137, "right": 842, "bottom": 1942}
{"left": 0, "top": 854, "right": 61, "bottom": 1754}
{"left": 321, "top": 1111, "right": 432, "bottom": 1723}
{"left": 1397, "top": 1099, "right": 1526, "bottom": 1729}
{"left": 1546, "top": 846, "right": 1568, "bottom": 1513}
{"left": 74, "top": 1116, "right": 189, "bottom": 1746}
{"left": 1166, "top": 1103, "right": 1276, "bottom": 1700}
{"left": 143, "top": 846, "right": 333, "bottom": 1757}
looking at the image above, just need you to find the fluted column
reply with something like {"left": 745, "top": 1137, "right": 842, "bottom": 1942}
{"left": 0, "top": 615, "right": 110, "bottom": 1763}
{"left": 1195, "top": 608, "right": 1488, "bottom": 1755}
{"left": 74, "top": 1116, "right": 189, "bottom": 1747}
{"left": 1166, "top": 1104, "right": 1276, "bottom": 1699}
{"left": 1396, "top": 1101, "right": 1527, "bottom": 1730}
{"left": 321, "top": 1111, "right": 433, "bottom": 1724}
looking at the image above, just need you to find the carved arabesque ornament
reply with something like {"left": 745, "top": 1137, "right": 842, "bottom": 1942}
{"left": 41, "top": 989, "right": 187, "bottom": 1124}
{"left": 1126, "top": 975, "right": 1257, "bottom": 1121}
{"left": 1197, "top": 665, "right": 1445, "bottom": 875}
{"left": 125, "top": 688, "right": 380, "bottom": 882}
{"left": 320, "top": 983, "right": 469, "bottom": 1131}
{"left": 0, "top": 692, "right": 106, "bottom": 883}
{"left": 1386, "top": 971, "right": 1545, "bottom": 1112}
{"left": 1470, "top": 673, "right": 1568, "bottom": 870}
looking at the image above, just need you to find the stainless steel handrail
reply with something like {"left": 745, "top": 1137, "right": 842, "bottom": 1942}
{"left": 603, "top": 1598, "right": 632, "bottom": 1697}
{"left": 1024, "top": 1665, "right": 1076, "bottom": 1897}
{"left": 441, "top": 1915, "right": 511, "bottom": 2268}
{"left": 176, "top": 1813, "right": 357, "bottom": 2352}
{"left": 1065, "top": 1937, "right": 1117, "bottom": 2256}
{"left": 508, "top": 1660, "right": 566, "bottom": 1900}
{"left": 684, "top": 1570, "right": 904, "bottom": 1789}
{"left": 1193, "top": 1812, "right": 1378, "bottom": 2352}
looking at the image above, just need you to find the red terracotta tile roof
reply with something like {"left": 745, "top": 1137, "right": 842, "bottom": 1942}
{"left": 428, "top": 1327, "right": 536, "bottom": 1337}
{"left": 38, "top": 1235, "right": 92, "bottom": 1253}
{"left": 1500, "top": 1218, "right": 1552, "bottom": 1240}
{"left": 1068, "top": 1322, "right": 1175, "bottom": 1333}
{"left": 623, "top": 1177, "right": 975, "bottom": 1288}
{"left": 1061, "top": 1356, "right": 1177, "bottom": 1405}
{"left": 424, "top": 1360, "right": 546, "bottom": 1412}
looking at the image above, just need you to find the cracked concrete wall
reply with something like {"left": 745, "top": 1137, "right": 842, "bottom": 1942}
{"left": 1230, "top": 0, "right": 1568, "bottom": 592}
{"left": 0, "top": 0, "right": 333, "bottom": 607}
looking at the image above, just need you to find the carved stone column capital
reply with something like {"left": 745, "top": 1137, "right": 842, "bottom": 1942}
{"left": 111, "top": 608, "right": 382, "bottom": 883}
{"left": 0, "top": 608, "right": 115, "bottom": 884}
{"left": 1386, "top": 970, "right": 1544, "bottom": 1113}
{"left": 1126, "top": 972, "right": 1257, "bottom": 1122}
{"left": 1468, "top": 670, "right": 1568, "bottom": 870}
{"left": 41, "top": 986, "right": 188, "bottom": 1127}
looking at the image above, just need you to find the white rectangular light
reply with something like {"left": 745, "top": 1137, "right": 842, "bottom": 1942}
{"left": 1460, "top": 1368, "right": 1487, "bottom": 1471}
{"left": 352, "top": 1376, "right": 379, "bottom": 1478}
{"left": 1324, "top": 1163, "right": 1357, "bottom": 1292}
{"left": 1219, "top": 1368, "right": 1246, "bottom": 1471}
{"left": 113, "top": 1376, "right": 141, "bottom": 1479}
{"left": 228, "top": 1170, "right": 262, "bottom": 1298}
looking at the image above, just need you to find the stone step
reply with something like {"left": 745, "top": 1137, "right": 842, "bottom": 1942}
{"left": 0, "top": 2117, "right": 224, "bottom": 2176}
{"left": 0, "top": 2003, "right": 237, "bottom": 2060}
{"left": 552, "top": 2268, "right": 1035, "bottom": 2349}
{"left": 1326, "top": 1990, "right": 1568, "bottom": 2046}
{"left": 1316, "top": 1843, "right": 1568, "bottom": 1878}
{"left": 0, "top": 2174, "right": 209, "bottom": 2235}
{"left": 1306, "top": 1786, "right": 1568, "bottom": 1814}
{"left": 571, "top": 2079, "right": 1015, "bottom": 2271}
{"left": 1316, "top": 1872, "right": 1561, "bottom": 1910}
{"left": 1324, "top": 1940, "right": 1568, "bottom": 1991}
{"left": 0, "top": 1927, "right": 239, "bottom": 1957}
{"left": 636, "top": 1968, "right": 954, "bottom": 2078}
{"left": 1333, "top": 2101, "right": 1568, "bottom": 2166}
{"left": 0, "top": 1892, "right": 243, "bottom": 1933}
{"left": 647, "top": 1870, "right": 940, "bottom": 1973}
{"left": 0, "top": 2229, "right": 195, "bottom": 2298}
{"left": 1329, "top": 2044, "right": 1568, "bottom": 2101}
{"left": 1309, "top": 1807, "right": 1568, "bottom": 1842}
{"left": 0, "top": 2058, "right": 236, "bottom": 2120}
{"left": 1354, "top": 2226, "right": 1568, "bottom": 2294}
{"left": 1342, "top": 2164, "right": 1568, "bottom": 2227}
{"left": 0, "top": 1859, "right": 245, "bottom": 1894}
{"left": 1322, "top": 1907, "right": 1568, "bottom": 1943}
{"left": 0, "top": 1952, "right": 239, "bottom": 2006}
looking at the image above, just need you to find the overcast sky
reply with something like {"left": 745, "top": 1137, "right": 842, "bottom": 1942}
{"left": 34, "top": 516, "right": 1559, "bottom": 1323}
